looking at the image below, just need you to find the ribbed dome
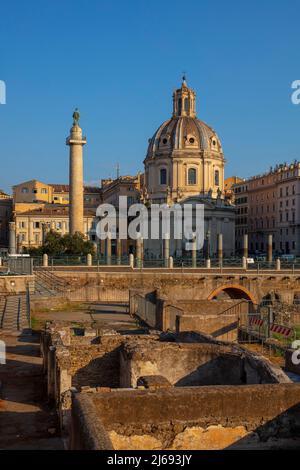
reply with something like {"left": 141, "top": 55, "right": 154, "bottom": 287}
{"left": 146, "top": 116, "right": 222, "bottom": 159}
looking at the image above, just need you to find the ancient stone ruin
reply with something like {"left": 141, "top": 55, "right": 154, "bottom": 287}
{"left": 40, "top": 321, "right": 300, "bottom": 450}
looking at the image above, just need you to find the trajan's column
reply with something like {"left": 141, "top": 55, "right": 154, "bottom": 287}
{"left": 66, "top": 109, "right": 87, "bottom": 235}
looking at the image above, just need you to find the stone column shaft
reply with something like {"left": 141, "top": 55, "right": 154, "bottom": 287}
{"left": 117, "top": 238, "right": 122, "bottom": 265}
{"left": 243, "top": 234, "right": 248, "bottom": 259}
{"left": 9, "top": 222, "right": 16, "bottom": 255}
{"left": 164, "top": 236, "right": 170, "bottom": 268}
{"left": 217, "top": 233, "right": 223, "bottom": 263}
{"left": 192, "top": 236, "right": 197, "bottom": 268}
{"left": 136, "top": 236, "right": 142, "bottom": 268}
{"left": 66, "top": 121, "right": 86, "bottom": 235}
{"left": 267, "top": 234, "right": 273, "bottom": 263}
{"left": 106, "top": 237, "right": 112, "bottom": 265}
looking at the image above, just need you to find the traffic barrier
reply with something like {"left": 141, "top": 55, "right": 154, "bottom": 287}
{"left": 270, "top": 323, "right": 293, "bottom": 338}
{"left": 249, "top": 317, "right": 264, "bottom": 327}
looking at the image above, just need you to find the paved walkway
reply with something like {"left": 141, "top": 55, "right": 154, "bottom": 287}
{"left": 0, "top": 332, "right": 63, "bottom": 449}
{"left": 34, "top": 302, "right": 139, "bottom": 332}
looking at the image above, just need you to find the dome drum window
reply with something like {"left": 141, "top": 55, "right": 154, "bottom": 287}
{"left": 160, "top": 168, "right": 167, "bottom": 185}
{"left": 214, "top": 169, "right": 220, "bottom": 186}
{"left": 188, "top": 168, "right": 197, "bottom": 185}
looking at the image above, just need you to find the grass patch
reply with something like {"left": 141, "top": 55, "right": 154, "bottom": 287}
{"left": 30, "top": 316, "right": 43, "bottom": 331}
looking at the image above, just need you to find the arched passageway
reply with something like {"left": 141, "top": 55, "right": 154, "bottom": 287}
{"left": 207, "top": 284, "right": 257, "bottom": 305}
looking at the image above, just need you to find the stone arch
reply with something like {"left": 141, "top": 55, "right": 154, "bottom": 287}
{"left": 207, "top": 284, "right": 257, "bottom": 304}
{"left": 262, "top": 292, "right": 281, "bottom": 304}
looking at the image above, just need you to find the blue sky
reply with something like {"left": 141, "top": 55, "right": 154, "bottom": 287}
{"left": 0, "top": 0, "right": 300, "bottom": 193}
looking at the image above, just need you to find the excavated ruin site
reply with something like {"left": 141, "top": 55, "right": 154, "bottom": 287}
{"left": 41, "top": 321, "right": 300, "bottom": 450}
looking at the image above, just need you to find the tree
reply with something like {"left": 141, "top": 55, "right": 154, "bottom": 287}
{"left": 26, "top": 230, "right": 95, "bottom": 257}
{"left": 43, "top": 230, "right": 64, "bottom": 256}
{"left": 62, "top": 232, "right": 95, "bottom": 256}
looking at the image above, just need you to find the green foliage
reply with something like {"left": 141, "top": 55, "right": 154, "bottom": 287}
{"left": 26, "top": 230, "right": 95, "bottom": 257}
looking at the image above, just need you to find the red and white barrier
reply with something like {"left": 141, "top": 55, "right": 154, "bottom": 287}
{"left": 249, "top": 317, "right": 264, "bottom": 327}
{"left": 270, "top": 324, "right": 293, "bottom": 338}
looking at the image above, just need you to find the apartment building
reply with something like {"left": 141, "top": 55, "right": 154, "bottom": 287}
{"left": 234, "top": 161, "right": 300, "bottom": 256}
{"left": 12, "top": 180, "right": 102, "bottom": 249}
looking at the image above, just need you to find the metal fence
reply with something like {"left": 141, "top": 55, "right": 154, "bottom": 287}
{"left": 238, "top": 310, "right": 296, "bottom": 346}
{"left": 28, "top": 254, "right": 300, "bottom": 270}
{"left": 6, "top": 257, "right": 33, "bottom": 275}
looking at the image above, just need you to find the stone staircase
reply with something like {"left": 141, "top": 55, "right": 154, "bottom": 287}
{"left": 0, "top": 294, "right": 30, "bottom": 333}
{"left": 34, "top": 269, "right": 71, "bottom": 297}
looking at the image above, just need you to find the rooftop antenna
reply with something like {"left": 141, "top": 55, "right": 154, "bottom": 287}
{"left": 116, "top": 162, "right": 120, "bottom": 179}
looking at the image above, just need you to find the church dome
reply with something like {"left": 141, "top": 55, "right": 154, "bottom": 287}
{"left": 144, "top": 77, "right": 225, "bottom": 204}
{"left": 146, "top": 116, "right": 222, "bottom": 158}
{"left": 145, "top": 77, "right": 223, "bottom": 160}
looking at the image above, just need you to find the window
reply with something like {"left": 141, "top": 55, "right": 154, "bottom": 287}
{"left": 178, "top": 98, "right": 182, "bottom": 115}
{"left": 21, "top": 187, "right": 29, "bottom": 193}
{"left": 33, "top": 222, "right": 40, "bottom": 229}
{"left": 214, "top": 169, "right": 220, "bottom": 186}
{"left": 41, "top": 188, "right": 48, "bottom": 194}
{"left": 160, "top": 168, "right": 167, "bottom": 185}
{"left": 184, "top": 98, "right": 190, "bottom": 113}
{"left": 188, "top": 168, "right": 197, "bottom": 185}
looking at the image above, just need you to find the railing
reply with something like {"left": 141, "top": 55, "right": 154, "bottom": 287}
{"left": 0, "top": 296, "right": 6, "bottom": 328}
{"left": 35, "top": 268, "right": 72, "bottom": 292}
{"left": 16, "top": 296, "right": 21, "bottom": 330}
{"left": 134, "top": 294, "right": 157, "bottom": 328}
{"left": 26, "top": 286, "right": 31, "bottom": 329}
{"left": 30, "top": 254, "right": 300, "bottom": 270}
{"left": 238, "top": 310, "right": 297, "bottom": 346}
{"left": 217, "top": 299, "right": 253, "bottom": 317}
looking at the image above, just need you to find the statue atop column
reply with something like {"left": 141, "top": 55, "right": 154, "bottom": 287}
{"left": 72, "top": 108, "right": 80, "bottom": 126}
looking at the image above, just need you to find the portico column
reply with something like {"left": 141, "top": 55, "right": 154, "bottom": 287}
{"left": 136, "top": 235, "right": 142, "bottom": 268}
{"left": 116, "top": 237, "right": 122, "bottom": 265}
{"left": 164, "top": 234, "right": 170, "bottom": 268}
{"left": 243, "top": 233, "right": 248, "bottom": 259}
{"left": 106, "top": 236, "right": 111, "bottom": 265}
{"left": 192, "top": 235, "right": 197, "bottom": 268}
{"left": 267, "top": 234, "right": 273, "bottom": 263}
{"left": 217, "top": 233, "right": 223, "bottom": 264}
